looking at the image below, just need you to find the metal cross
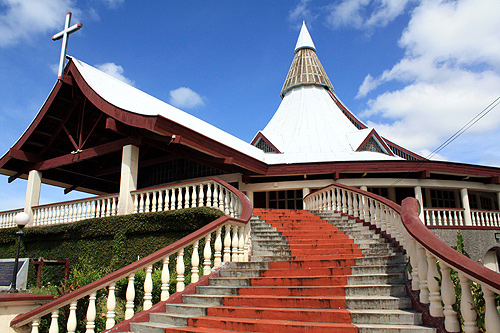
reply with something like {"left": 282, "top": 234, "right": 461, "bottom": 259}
{"left": 52, "top": 12, "right": 82, "bottom": 80}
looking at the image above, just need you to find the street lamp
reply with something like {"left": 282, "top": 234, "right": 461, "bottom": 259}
{"left": 9, "top": 212, "right": 29, "bottom": 293}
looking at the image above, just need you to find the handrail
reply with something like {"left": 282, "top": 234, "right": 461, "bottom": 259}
{"left": 304, "top": 183, "right": 500, "bottom": 332}
{"left": 11, "top": 177, "right": 253, "bottom": 331}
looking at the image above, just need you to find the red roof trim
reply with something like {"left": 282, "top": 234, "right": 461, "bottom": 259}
{"left": 355, "top": 129, "right": 394, "bottom": 156}
{"left": 265, "top": 160, "right": 500, "bottom": 179}
{"left": 250, "top": 132, "right": 281, "bottom": 154}
{"left": 66, "top": 60, "right": 267, "bottom": 175}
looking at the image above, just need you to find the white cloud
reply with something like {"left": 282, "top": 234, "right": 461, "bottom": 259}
{"left": 169, "top": 87, "right": 205, "bottom": 109}
{"left": 95, "top": 62, "right": 135, "bottom": 86}
{"left": 326, "top": 0, "right": 410, "bottom": 30}
{"left": 355, "top": 0, "right": 500, "bottom": 165}
{"left": 289, "top": 0, "right": 315, "bottom": 26}
{"left": 0, "top": 0, "right": 80, "bottom": 47}
{"left": 102, "top": 0, "right": 124, "bottom": 9}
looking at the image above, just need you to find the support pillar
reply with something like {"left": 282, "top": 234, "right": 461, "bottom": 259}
{"left": 118, "top": 145, "right": 139, "bottom": 215}
{"left": 388, "top": 187, "right": 397, "bottom": 203}
{"left": 460, "top": 188, "right": 472, "bottom": 226}
{"left": 245, "top": 191, "right": 254, "bottom": 206}
{"left": 302, "top": 187, "right": 310, "bottom": 198}
{"left": 414, "top": 186, "right": 424, "bottom": 222}
{"left": 24, "top": 170, "right": 42, "bottom": 226}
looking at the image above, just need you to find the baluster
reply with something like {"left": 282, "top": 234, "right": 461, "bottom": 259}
{"left": 177, "top": 188, "right": 183, "bottom": 209}
{"left": 169, "top": 189, "right": 175, "bottom": 210}
{"left": 176, "top": 249, "right": 185, "bottom": 292}
{"left": 340, "top": 190, "right": 347, "bottom": 213}
{"left": 90, "top": 200, "right": 96, "bottom": 219}
{"left": 145, "top": 193, "right": 151, "bottom": 212}
{"left": 86, "top": 292, "right": 96, "bottom": 333}
{"left": 106, "top": 283, "right": 116, "bottom": 329}
{"left": 48, "top": 311, "right": 59, "bottom": 333}
{"left": 55, "top": 205, "right": 61, "bottom": 225}
{"left": 138, "top": 193, "right": 144, "bottom": 213}
{"left": 213, "top": 185, "right": 219, "bottom": 210}
{"left": 243, "top": 224, "right": 251, "bottom": 262}
{"left": 326, "top": 190, "right": 331, "bottom": 210}
{"left": 480, "top": 212, "right": 486, "bottom": 227}
{"left": 347, "top": 191, "right": 353, "bottom": 215}
{"left": 409, "top": 239, "right": 420, "bottom": 290}
{"left": 112, "top": 197, "right": 118, "bottom": 215}
{"left": 205, "top": 183, "right": 211, "bottom": 207}
{"left": 458, "top": 210, "right": 464, "bottom": 226}
{"left": 214, "top": 227, "right": 222, "bottom": 268}
{"left": 223, "top": 226, "right": 231, "bottom": 262}
{"left": 164, "top": 189, "right": 170, "bottom": 211}
{"left": 437, "top": 210, "right": 442, "bottom": 226}
{"left": 471, "top": 211, "right": 477, "bottom": 226}
{"left": 424, "top": 210, "right": 430, "bottom": 226}
{"left": 191, "top": 240, "right": 200, "bottom": 283}
{"left": 77, "top": 202, "right": 83, "bottom": 221}
{"left": 352, "top": 193, "right": 359, "bottom": 217}
{"left": 125, "top": 273, "right": 135, "bottom": 320}
{"left": 204, "top": 234, "right": 212, "bottom": 275}
{"left": 157, "top": 190, "right": 163, "bottom": 212}
{"left": 441, "top": 263, "right": 460, "bottom": 332}
{"left": 192, "top": 185, "right": 197, "bottom": 207}
{"left": 458, "top": 273, "right": 478, "bottom": 333}
{"left": 31, "top": 318, "right": 40, "bottom": 333}
{"left": 224, "top": 189, "right": 231, "bottom": 215}
{"left": 330, "top": 189, "right": 336, "bottom": 211}
{"left": 238, "top": 226, "right": 245, "bottom": 262}
{"left": 101, "top": 199, "right": 106, "bottom": 217}
{"left": 232, "top": 226, "right": 239, "bottom": 262}
{"left": 426, "top": 251, "right": 443, "bottom": 317}
{"left": 152, "top": 191, "right": 158, "bottom": 212}
{"left": 161, "top": 257, "right": 170, "bottom": 301}
{"left": 417, "top": 244, "right": 429, "bottom": 303}
{"left": 144, "top": 265, "right": 153, "bottom": 310}
{"left": 482, "top": 286, "right": 500, "bottom": 333}
{"left": 185, "top": 186, "right": 191, "bottom": 208}
{"left": 67, "top": 301, "right": 77, "bottom": 333}
{"left": 83, "top": 202, "right": 89, "bottom": 220}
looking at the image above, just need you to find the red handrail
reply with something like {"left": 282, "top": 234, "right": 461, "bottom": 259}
{"left": 11, "top": 177, "right": 252, "bottom": 328}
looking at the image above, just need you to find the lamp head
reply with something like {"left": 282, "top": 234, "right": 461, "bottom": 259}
{"left": 14, "top": 212, "right": 29, "bottom": 229}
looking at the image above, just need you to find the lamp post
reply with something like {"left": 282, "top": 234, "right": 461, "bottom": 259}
{"left": 9, "top": 212, "right": 29, "bottom": 293}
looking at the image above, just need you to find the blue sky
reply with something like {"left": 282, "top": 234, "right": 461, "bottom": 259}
{"left": 1, "top": 0, "right": 500, "bottom": 211}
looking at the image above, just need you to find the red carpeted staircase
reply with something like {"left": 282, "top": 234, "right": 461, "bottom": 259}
{"left": 130, "top": 209, "right": 435, "bottom": 332}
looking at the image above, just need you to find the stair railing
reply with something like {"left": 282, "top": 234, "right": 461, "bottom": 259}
{"left": 304, "top": 183, "right": 500, "bottom": 332}
{"left": 11, "top": 177, "right": 253, "bottom": 333}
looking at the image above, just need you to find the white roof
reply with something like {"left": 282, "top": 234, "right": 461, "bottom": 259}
{"left": 260, "top": 85, "right": 401, "bottom": 164}
{"left": 295, "top": 21, "right": 316, "bottom": 52}
{"left": 71, "top": 57, "right": 265, "bottom": 162}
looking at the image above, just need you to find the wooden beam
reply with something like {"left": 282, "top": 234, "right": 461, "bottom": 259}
{"left": 35, "top": 136, "right": 142, "bottom": 171}
{"left": 7, "top": 149, "right": 38, "bottom": 163}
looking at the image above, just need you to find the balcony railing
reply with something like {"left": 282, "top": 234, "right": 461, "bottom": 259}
{"left": 471, "top": 209, "right": 500, "bottom": 227}
{"left": 304, "top": 184, "right": 500, "bottom": 332}
{"left": 10, "top": 177, "right": 253, "bottom": 333}
{"left": 423, "top": 208, "right": 465, "bottom": 226}
{"left": 0, "top": 178, "right": 244, "bottom": 229}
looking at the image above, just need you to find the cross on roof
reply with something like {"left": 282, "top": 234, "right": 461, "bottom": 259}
{"left": 52, "top": 12, "right": 82, "bottom": 80}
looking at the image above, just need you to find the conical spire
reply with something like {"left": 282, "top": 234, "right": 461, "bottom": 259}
{"left": 281, "top": 22, "right": 334, "bottom": 98}
{"left": 295, "top": 21, "right": 316, "bottom": 52}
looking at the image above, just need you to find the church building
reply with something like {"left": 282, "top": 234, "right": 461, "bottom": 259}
{"left": 1, "top": 22, "right": 500, "bottom": 268}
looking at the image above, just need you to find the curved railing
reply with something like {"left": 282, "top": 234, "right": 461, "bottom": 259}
{"left": 11, "top": 177, "right": 253, "bottom": 333}
{"left": 304, "top": 183, "right": 500, "bottom": 332}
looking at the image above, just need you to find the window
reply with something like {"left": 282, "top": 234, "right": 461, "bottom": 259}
{"left": 430, "top": 189, "right": 457, "bottom": 208}
{"left": 254, "top": 138, "right": 277, "bottom": 153}
{"left": 360, "top": 137, "right": 386, "bottom": 154}
{"left": 268, "top": 190, "right": 303, "bottom": 210}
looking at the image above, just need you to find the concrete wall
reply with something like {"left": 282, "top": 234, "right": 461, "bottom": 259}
{"left": 430, "top": 228, "right": 500, "bottom": 263}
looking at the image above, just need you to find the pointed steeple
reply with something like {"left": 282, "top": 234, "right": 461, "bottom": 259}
{"left": 281, "top": 22, "right": 334, "bottom": 98}
{"left": 295, "top": 21, "right": 316, "bottom": 52}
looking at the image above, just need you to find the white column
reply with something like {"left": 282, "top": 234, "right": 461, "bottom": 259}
{"left": 414, "top": 186, "right": 424, "bottom": 222}
{"left": 118, "top": 145, "right": 139, "bottom": 215}
{"left": 302, "top": 188, "right": 310, "bottom": 209}
{"left": 24, "top": 170, "right": 42, "bottom": 226}
{"left": 246, "top": 190, "right": 254, "bottom": 206}
{"left": 461, "top": 188, "right": 472, "bottom": 226}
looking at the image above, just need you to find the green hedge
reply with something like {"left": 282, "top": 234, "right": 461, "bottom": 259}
{"left": 0, "top": 207, "right": 224, "bottom": 287}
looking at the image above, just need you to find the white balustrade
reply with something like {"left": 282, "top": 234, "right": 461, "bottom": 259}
{"left": 0, "top": 209, "right": 23, "bottom": 228}
{"left": 303, "top": 183, "right": 500, "bottom": 332}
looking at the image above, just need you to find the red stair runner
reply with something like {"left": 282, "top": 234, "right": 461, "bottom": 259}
{"left": 166, "top": 209, "right": 364, "bottom": 332}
